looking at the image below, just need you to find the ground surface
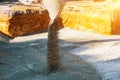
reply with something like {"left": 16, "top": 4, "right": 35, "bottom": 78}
{"left": 59, "top": 28, "right": 120, "bottom": 80}
{"left": 0, "top": 28, "right": 120, "bottom": 80}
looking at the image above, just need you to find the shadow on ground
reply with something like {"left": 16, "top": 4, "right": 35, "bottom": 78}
{"left": 62, "top": 38, "right": 120, "bottom": 45}
{"left": 0, "top": 38, "right": 102, "bottom": 80}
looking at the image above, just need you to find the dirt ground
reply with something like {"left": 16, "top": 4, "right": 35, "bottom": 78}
{"left": 0, "top": 28, "right": 102, "bottom": 80}
{"left": 1, "top": 27, "right": 120, "bottom": 80}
